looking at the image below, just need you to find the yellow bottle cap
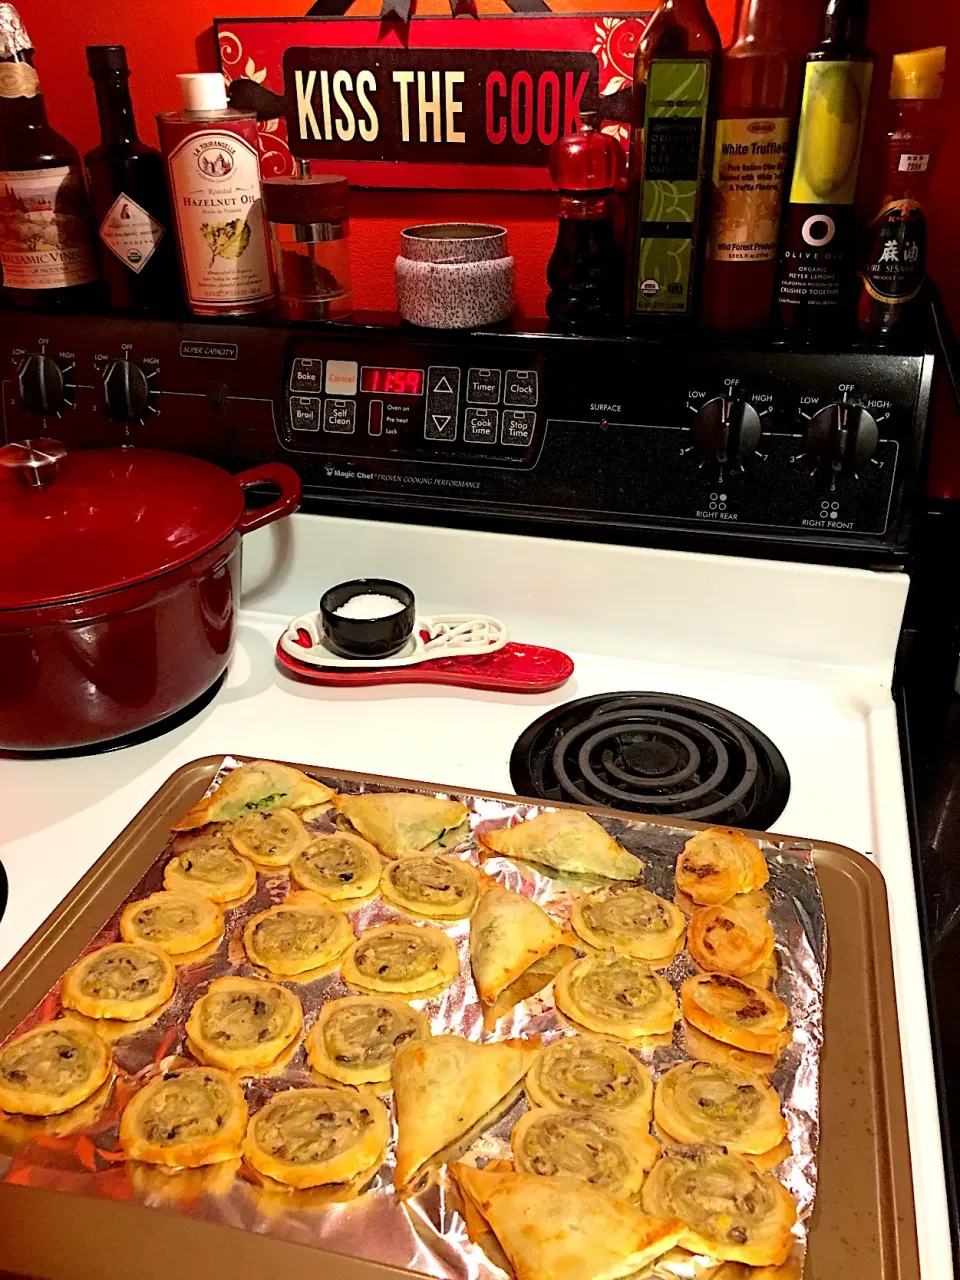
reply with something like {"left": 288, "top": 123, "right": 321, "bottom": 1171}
{"left": 890, "top": 46, "right": 946, "bottom": 100}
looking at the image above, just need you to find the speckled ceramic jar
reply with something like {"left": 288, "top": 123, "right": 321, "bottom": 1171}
{"left": 395, "top": 223, "right": 514, "bottom": 329}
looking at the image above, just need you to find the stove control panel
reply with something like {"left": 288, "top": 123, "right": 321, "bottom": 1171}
{"left": 0, "top": 312, "right": 934, "bottom": 558}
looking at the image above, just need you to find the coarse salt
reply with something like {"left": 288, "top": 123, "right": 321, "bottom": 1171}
{"left": 334, "top": 592, "right": 407, "bottom": 620}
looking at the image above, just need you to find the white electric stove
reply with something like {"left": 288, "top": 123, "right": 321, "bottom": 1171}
{"left": 0, "top": 511, "right": 951, "bottom": 1277}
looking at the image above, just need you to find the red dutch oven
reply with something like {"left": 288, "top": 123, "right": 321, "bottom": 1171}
{"left": 0, "top": 440, "right": 301, "bottom": 751}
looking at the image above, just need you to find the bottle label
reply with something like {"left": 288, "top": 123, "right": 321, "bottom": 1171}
{"left": 898, "top": 153, "right": 930, "bottom": 173}
{"left": 788, "top": 60, "right": 873, "bottom": 207}
{"left": 776, "top": 204, "right": 856, "bottom": 315}
{"left": 0, "top": 63, "right": 39, "bottom": 99}
{"left": 99, "top": 193, "right": 166, "bottom": 275}
{"left": 860, "top": 198, "right": 926, "bottom": 304}
{"left": 0, "top": 165, "right": 98, "bottom": 289}
{"left": 633, "top": 58, "right": 711, "bottom": 316}
{"left": 708, "top": 117, "right": 791, "bottom": 262}
{"left": 165, "top": 128, "right": 272, "bottom": 310}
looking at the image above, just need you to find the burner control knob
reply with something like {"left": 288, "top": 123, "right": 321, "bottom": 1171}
{"left": 18, "top": 354, "right": 65, "bottom": 415}
{"left": 104, "top": 359, "right": 150, "bottom": 421}
{"left": 691, "top": 397, "right": 762, "bottom": 466}
{"left": 804, "top": 402, "right": 879, "bottom": 478}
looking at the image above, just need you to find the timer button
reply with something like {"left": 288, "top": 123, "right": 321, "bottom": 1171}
{"left": 104, "top": 358, "right": 150, "bottom": 421}
{"left": 804, "top": 402, "right": 879, "bottom": 478}
{"left": 691, "top": 397, "right": 762, "bottom": 466}
{"left": 18, "top": 354, "right": 65, "bottom": 415}
{"left": 467, "top": 368, "right": 502, "bottom": 405}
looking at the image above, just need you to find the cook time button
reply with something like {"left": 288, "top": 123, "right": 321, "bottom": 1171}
{"left": 504, "top": 370, "right": 538, "bottom": 407}
{"left": 467, "top": 367, "right": 502, "bottom": 405}
{"left": 501, "top": 409, "right": 536, "bottom": 447}
{"left": 290, "top": 395, "right": 321, "bottom": 431}
{"left": 464, "top": 407, "right": 498, "bottom": 444}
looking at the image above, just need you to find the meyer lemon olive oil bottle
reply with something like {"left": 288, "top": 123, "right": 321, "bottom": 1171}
{"left": 775, "top": 0, "right": 874, "bottom": 334}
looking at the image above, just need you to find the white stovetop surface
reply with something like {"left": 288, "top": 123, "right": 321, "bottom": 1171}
{"left": 0, "top": 513, "right": 951, "bottom": 1278}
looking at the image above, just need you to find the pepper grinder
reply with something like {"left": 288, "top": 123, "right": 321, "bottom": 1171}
{"left": 546, "top": 115, "right": 624, "bottom": 330}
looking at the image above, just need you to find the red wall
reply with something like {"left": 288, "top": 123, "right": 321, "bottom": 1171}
{"left": 17, "top": 0, "right": 960, "bottom": 493}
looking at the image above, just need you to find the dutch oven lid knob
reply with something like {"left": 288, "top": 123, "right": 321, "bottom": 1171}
{"left": 0, "top": 438, "right": 67, "bottom": 490}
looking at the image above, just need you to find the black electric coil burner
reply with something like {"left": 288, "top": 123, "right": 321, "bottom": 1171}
{"left": 511, "top": 693, "right": 791, "bottom": 829}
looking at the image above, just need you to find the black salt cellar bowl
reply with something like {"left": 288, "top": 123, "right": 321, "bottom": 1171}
{"left": 320, "top": 578, "right": 416, "bottom": 660}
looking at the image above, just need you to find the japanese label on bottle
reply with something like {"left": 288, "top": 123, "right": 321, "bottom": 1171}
{"left": 99, "top": 193, "right": 165, "bottom": 275}
{"left": 633, "top": 59, "right": 711, "bottom": 317}
{"left": 860, "top": 198, "right": 926, "bottom": 304}
{"left": 788, "top": 60, "right": 873, "bottom": 207}
{"left": 0, "top": 165, "right": 97, "bottom": 289}
{"left": 898, "top": 153, "right": 930, "bottom": 173}
{"left": 708, "top": 117, "right": 790, "bottom": 262}
{"left": 165, "top": 128, "right": 272, "bottom": 311}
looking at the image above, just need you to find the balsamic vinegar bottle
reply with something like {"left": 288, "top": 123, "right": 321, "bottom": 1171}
{"left": 84, "top": 46, "right": 180, "bottom": 312}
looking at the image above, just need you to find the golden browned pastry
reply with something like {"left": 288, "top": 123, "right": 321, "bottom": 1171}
{"left": 653, "top": 1061, "right": 787, "bottom": 1154}
{"left": 340, "top": 922, "right": 459, "bottom": 996}
{"left": 185, "top": 976, "right": 303, "bottom": 1074}
{"left": 681, "top": 974, "right": 790, "bottom": 1056}
{"left": 525, "top": 1036, "right": 653, "bottom": 1127}
{"left": 163, "top": 842, "right": 256, "bottom": 903}
{"left": 571, "top": 884, "right": 686, "bottom": 960}
{"left": 470, "top": 884, "right": 564, "bottom": 1006}
{"left": 61, "top": 941, "right": 176, "bottom": 1021}
{"left": 242, "top": 891, "right": 353, "bottom": 976}
{"left": 172, "top": 760, "right": 335, "bottom": 830}
{"left": 483, "top": 946, "right": 576, "bottom": 1031}
{"left": 511, "top": 1109, "right": 659, "bottom": 1198}
{"left": 675, "top": 827, "right": 769, "bottom": 906}
{"left": 554, "top": 952, "right": 680, "bottom": 1039}
{"left": 452, "top": 1164, "right": 683, "bottom": 1280}
{"left": 305, "top": 995, "right": 431, "bottom": 1086}
{"left": 393, "top": 1034, "right": 540, "bottom": 1190}
{"left": 681, "top": 1020, "right": 779, "bottom": 1077}
{"left": 242, "top": 1085, "right": 389, "bottom": 1190}
{"left": 688, "top": 901, "right": 776, "bottom": 977}
{"left": 381, "top": 853, "right": 480, "bottom": 919}
{"left": 0, "top": 1018, "right": 112, "bottom": 1116}
{"left": 120, "top": 1066, "right": 247, "bottom": 1167}
{"left": 335, "top": 791, "right": 470, "bottom": 858}
{"left": 230, "top": 809, "right": 311, "bottom": 869}
{"left": 746, "top": 1137, "right": 793, "bottom": 1173}
{"left": 479, "top": 809, "right": 643, "bottom": 880}
{"left": 0, "top": 1073, "right": 114, "bottom": 1141}
{"left": 290, "top": 832, "right": 382, "bottom": 900}
{"left": 641, "top": 1148, "right": 797, "bottom": 1267}
{"left": 120, "top": 891, "right": 224, "bottom": 957}
{"left": 709, "top": 1250, "right": 803, "bottom": 1280}
{"left": 126, "top": 1157, "right": 241, "bottom": 1202}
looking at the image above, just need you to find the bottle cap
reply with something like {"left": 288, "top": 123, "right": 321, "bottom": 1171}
{"left": 0, "top": 3, "right": 32, "bottom": 57}
{"left": 890, "top": 47, "right": 945, "bottom": 100}
{"left": 86, "top": 45, "right": 128, "bottom": 75}
{"left": 262, "top": 174, "right": 350, "bottom": 224}
{"left": 178, "top": 72, "right": 228, "bottom": 112}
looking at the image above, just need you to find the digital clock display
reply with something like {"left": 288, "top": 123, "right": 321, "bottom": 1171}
{"left": 360, "top": 367, "right": 424, "bottom": 396}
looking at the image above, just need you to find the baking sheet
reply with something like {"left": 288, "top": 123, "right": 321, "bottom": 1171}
{"left": 0, "top": 758, "right": 826, "bottom": 1279}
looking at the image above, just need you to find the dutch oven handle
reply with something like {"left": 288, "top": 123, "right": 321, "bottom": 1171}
{"left": 235, "top": 463, "right": 302, "bottom": 534}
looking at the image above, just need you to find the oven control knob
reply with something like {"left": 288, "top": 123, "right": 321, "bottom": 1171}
{"left": 104, "top": 358, "right": 150, "bottom": 421}
{"left": 18, "top": 354, "right": 65, "bottom": 415}
{"left": 691, "top": 397, "right": 763, "bottom": 466}
{"left": 804, "top": 402, "right": 879, "bottom": 478}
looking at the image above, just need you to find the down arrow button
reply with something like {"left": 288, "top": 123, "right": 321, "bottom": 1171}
{"left": 425, "top": 365, "right": 460, "bottom": 441}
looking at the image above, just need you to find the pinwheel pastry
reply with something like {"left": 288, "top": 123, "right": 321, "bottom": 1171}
{"left": 120, "top": 891, "right": 224, "bottom": 957}
{"left": 654, "top": 1060, "right": 787, "bottom": 1155}
{"left": 290, "top": 832, "right": 382, "bottom": 901}
{"left": 571, "top": 884, "right": 686, "bottom": 961}
{"left": 675, "top": 826, "right": 769, "bottom": 907}
{"left": 305, "top": 995, "right": 431, "bottom": 1086}
{"left": 510, "top": 1109, "right": 659, "bottom": 1198}
{"left": 470, "top": 884, "right": 564, "bottom": 1007}
{"left": 163, "top": 842, "right": 256, "bottom": 904}
{"left": 554, "top": 952, "right": 680, "bottom": 1039}
{"left": 230, "top": 809, "right": 312, "bottom": 869}
{"left": 0, "top": 1018, "right": 112, "bottom": 1116}
{"left": 681, "top": 1019, "right": 780, "bottom": 1077}
{"left": 120, "top": 1066, "right": 247, "bottom": 1167}
{"left": 479, "top": 809, "right": 643, "bottom": 880}
{"left": 172, "top": 760, "right": 335, "bottom": 830}
{"left": 186, "top": 976, "right": 303, "bottom": 1074}
{"left": 242, "top": 1085, "right": 389, "bottom": 1190}
{"left": 381, "top": 853, "right": 480, "bottom": 920}
{"left": 335, "top": 792, "right": 470, "bottom": 858}
{"left": 641, "top": 1147, "right": 797, "bottom": 1267}
{"left": 243, "top": 891, "right": 354, "bottom": 976}
{"left": 688, "top": 901, "right": 776, "bottom": 977}
{"left": 341, "top": 923, "right": 459, "bottom": 997}
{"left": 681, "top": 973, "right": 790, "bottom": 1056}
{"left": 525, "top": 1035, "right": 653, "bottom": 1127}
{"left": 61, "top": 941, "right": 176, "bottom": 1021}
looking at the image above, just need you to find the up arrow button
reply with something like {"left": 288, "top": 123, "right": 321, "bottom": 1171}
{"left": 425, "top": 365, "right": 461, "bottom": 442}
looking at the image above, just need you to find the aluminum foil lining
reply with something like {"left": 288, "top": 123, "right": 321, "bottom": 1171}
{"left": 0, "top": 758, "right": 826, "bottom": 1279}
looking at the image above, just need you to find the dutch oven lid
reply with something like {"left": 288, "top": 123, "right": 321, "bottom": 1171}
{"left": 0, "top": 442, "right": 247, "bottom": 610}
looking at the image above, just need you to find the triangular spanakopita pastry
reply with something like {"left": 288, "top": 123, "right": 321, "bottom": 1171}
{"left": 393, "top": 1034, "right": 540, "bottom": 1191}
{"left": 470, "top": 884, "right": 564, "bottom": 1006}
{"left": 452, "top": 1165, "right": 683, "bottom": 1280}
{"left": 479, "top": 810, "right": 643, "bottom": 880}
{"left": 172, "top": 761, "right": 335, "bottom": 831}
{"left": 335, "top": 791, "right": 470, "bottom": 858}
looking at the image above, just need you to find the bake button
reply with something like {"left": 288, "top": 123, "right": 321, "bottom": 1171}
{"left": 323, "top": 398, "right": 356, "bottom": 434}
{"left": 289, "top": 358, "right": 322, "bottom": 393}
{"left": 464, "top": 407, "right": 499, "bottom": 444}
{"left": 467, "top": 367, "right": 502, "bottom": 405}
{"left": 325, "top": 359, "right": 358, "bottom": 396}
{"left": 501, "top": 409, "right": 536, "bottom": 447}
{"left": 289, "top": 395, "right": 321, "bottom": 431}
{"left": 504, "top": 370, "right": 538, "bottom": 407}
